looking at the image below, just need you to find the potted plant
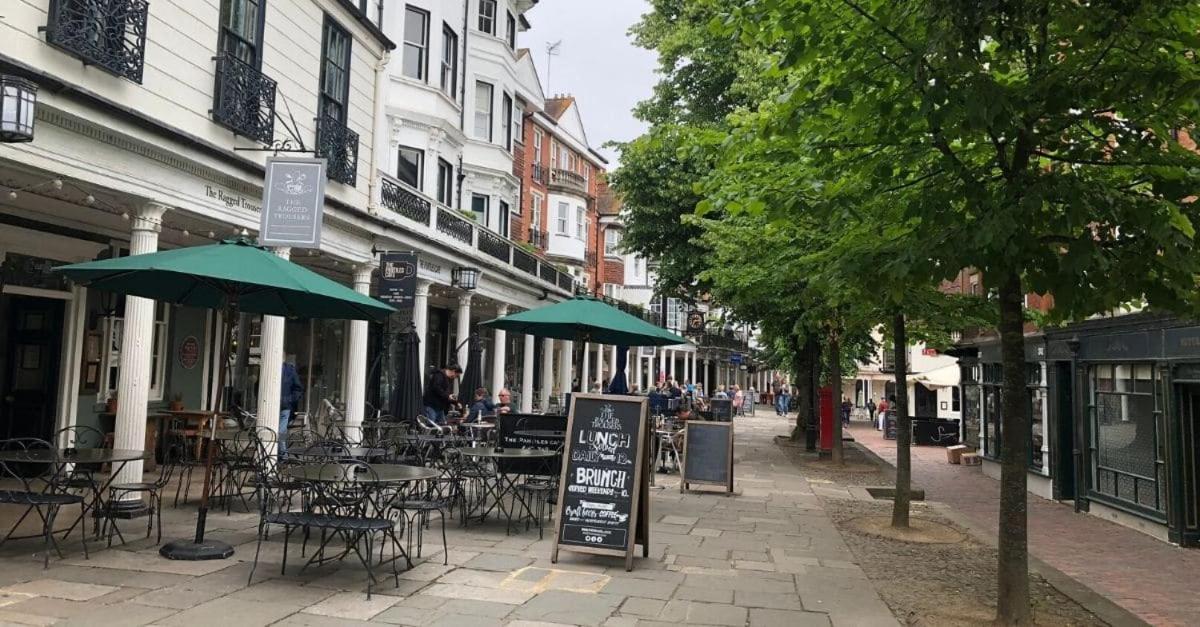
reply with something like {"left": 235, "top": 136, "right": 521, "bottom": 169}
{"left": 105, "top": 391, "right": 118, "bottom": 414}
{"left": 169, "top": 393, "right": 185, "bottom": 411}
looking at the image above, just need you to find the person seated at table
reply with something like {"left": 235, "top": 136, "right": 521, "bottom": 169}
{"left": 466, "top": 387, "right": 497, "bottom": 423}
{"left": 713, "top": 385, "right": 729, "bottom": 400}
{"left": 423, "top": 364, "right": 461, "bottom": 425}
{"left": 495, "top": 388, "right": 514, "bottom": 415}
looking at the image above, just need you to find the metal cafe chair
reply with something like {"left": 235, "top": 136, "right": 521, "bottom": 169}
{"left": 388, "top": 475, "right": 453, "bottom": 564}
{"left": 101, "top": 435, "right": 181, "bottom": 546}
{"left": 52, "top": 425, "right": 106, "bottom": 538}
{"left": 0, "top": 438, "right": 89, "bottom": 568}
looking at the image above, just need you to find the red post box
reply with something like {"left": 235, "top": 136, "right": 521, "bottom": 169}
{"left": 818, "top": 386, "right": 834, "bottom": 453}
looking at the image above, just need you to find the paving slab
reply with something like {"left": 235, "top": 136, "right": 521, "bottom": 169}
{"left": 156, "top": 597, "right": 299, "bottom": 627}
{"left": 0, "top": 578, "right": 118, "bottom": 601}
{"left": 510, "top": 590, "right": 625, "bottom": 626}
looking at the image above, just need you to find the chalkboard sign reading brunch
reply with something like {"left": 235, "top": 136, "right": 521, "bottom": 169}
{"left": 681, "top": 421, "right": 734, "bottom": 494}
{"left": 552, "top": 394, "right": 650, "bottom": 571}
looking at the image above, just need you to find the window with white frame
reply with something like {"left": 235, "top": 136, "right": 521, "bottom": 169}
{"left": 477, "top": 0, "right": 496, "bottom": 35}
{"left": 531, "top": 192, "right": 543, "bottom": 230}
{"left": 397, "top": 145, "right": 423, "bottom": 189}
{"left": 666, "top": 298, "right": 683, "bottom": 331}
{"left": 499, "top": 200, "right": 510, "bottom": 238}
{"left": 556, "top": 201, "right": 569, "bottom": 234}
{"left": 604, "top": 229, "right": 620, "bottom": 256}
{"left": 402, "top": 5, "right": 429, "bottom": 81}
{"left": 474, "top": 81, "right": 493, "bottom": 140}
{"left": 575, "top": 207, "right": 585, "bottom": 239}
{"left": 436, "top": 158, "right": 453, "bottom": 205}
{"left": 101, "top": 302, "right": 170, "bottom": 402}
{"left": 505, "top": 10, "right": 516, "bottom": 49}
{"left": 440, "top": 23, "right": 458, "bottom": 97}
{"left": 533, "top": 129, "right": 543, "bottom": 160}
{"left": 502, "top": 92, "right": 514, "bottom": 150}
{"left": 584, "top": 163, "right": 591, "bottom": 185}
{"left": 471, "top": 193, "right": 489, "bottom": 225}
{"left": 603, "top": 283, "right": 622, "bottom": 299}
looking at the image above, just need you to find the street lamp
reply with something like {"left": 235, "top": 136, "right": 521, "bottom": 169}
{"left": 0, "top": 75, "right": 37, "bottom": 143}
{"left": 451, "top": 266, "right": 480, "bottom": 291}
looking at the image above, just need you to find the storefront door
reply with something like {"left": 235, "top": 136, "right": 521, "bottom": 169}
{"left": 1172, "top": 383, "right": 1200, "bottom": 546}
{"left": 0, "top": 295, "right": 64, "bottom": 440}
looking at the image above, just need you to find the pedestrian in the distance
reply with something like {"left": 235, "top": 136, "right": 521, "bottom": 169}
{"left": 866, "top": 398, "right": 877, "bottom": 425}
{"left": 279, "top": 355, "right": 303, "bottom": 456}
{"left": 840, "top": 397, "right": 852, "bottom": 425}
{"left": 422, "top": 364, "right": 461, "bottom": 425}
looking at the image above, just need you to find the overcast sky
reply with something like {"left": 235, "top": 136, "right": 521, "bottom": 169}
{"left": 523, "top": 0, "right": 658, "bottom": 167}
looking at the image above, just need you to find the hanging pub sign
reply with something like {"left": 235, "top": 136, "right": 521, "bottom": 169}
{"left": 259, "top": 156, "right": 326, "bottom": 249}
{"left": 552, "top": 393, "right": 650, "bottom": 571}
{"left": 378, "top": 251, "right": 419, "bottom": 309}
{"left": 686, "top": 310, "right": 705, "bottom": 335}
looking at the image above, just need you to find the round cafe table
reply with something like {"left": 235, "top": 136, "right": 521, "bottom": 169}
{"left": 454, "top": 446, "right": 558, "bottom": 536}
{"left": 283, "top": 463, "right": 438, "bottom": 484}
{"left": 0, "top": 448, "right": 147, "bottom": 544}
{"left": 288, "top": 445, "right": 389, "bottom": 460}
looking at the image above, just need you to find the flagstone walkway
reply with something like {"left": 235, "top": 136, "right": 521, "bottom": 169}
{"left": 0, "top": 413, "right": 897, "bottom": 626}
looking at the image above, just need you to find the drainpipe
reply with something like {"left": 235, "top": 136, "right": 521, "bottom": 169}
{"left": 457, "top": 0, "right": 469, "bottom": 212}
{"left": 368, "top": 50, "right": 391, "bottom": 214}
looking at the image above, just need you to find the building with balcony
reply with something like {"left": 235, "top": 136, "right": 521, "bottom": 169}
{"left": 0, "top": 0, "right": 392, "bottom": 486}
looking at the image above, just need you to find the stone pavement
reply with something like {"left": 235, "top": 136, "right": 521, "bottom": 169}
{"left": 850, "top": 422, "right": 1200, "bottom": 627}
{"left": 0, "top": 413, "right": 898, "bottom": 627}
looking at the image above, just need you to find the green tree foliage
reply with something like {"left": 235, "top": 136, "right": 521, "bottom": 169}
{"left": 712, "top": 1, "right": 1200, "bottom": 622}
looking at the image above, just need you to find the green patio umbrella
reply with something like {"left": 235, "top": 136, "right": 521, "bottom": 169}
{"left": 480, "top": 296, "right": 688, "bottom": 392}
{"left": 54, "top": 239, "right": 394, "bottom": 561}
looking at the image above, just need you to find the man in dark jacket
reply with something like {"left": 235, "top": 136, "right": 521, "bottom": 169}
{"left": 423, "top": 364, "right": 461, "bottom": 424}
{"left": 279, "top": 357, "right": 303, "bottom": 455}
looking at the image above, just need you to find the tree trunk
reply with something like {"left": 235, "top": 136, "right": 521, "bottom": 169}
{"left": 829, "top": 328, "right": 843, "bottom": 465}
{"left": 807, "top": 337, "right": 821, "bottom": 452}
{"left": 891, "top": 312, "right": 911, "bottom": 528}
{"left": 995, "top": 271, "right": 1032, "bottom": 625}
{"left": 792, "top": 334, "right": 814, "bottom": 441}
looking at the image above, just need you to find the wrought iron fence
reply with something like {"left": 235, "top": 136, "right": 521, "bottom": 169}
{"left": 436, "top": 209, "right": 473, "bottom": 244}
{"left": 477, "top": 229, "right": 510, "bottom": 263}
{"left": 557, "top": 272, "right": 573, "bottom": 291}
{"left": 316, "top": 115, "right": 359, "bottom": 186}
{"left": 539, "top": 262, "right": 557, "bottom": 283}
{"left": 513, "top": 248, "right": 539, "bottom": 276}
{"left": 380, "top": 176, "right": 431, "bottom": 224}
{"left": 46, "top": 0, "right": 149, "bottom": 83}
{"left": 212, "top": 54, "right": 276, "bottom": 144}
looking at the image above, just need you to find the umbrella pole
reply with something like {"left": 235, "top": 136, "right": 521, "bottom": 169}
{"left": 575, "top": 333, "right": 589, "bottom": 393}
{"left": 160, "top": 301, "right": 236, "bottom": 560}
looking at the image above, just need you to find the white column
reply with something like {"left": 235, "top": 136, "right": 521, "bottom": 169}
{"left": 559, "top": 340, "right": 574, "bottom": 393}
{"left": 609, "top": 345, "right": 618, "bottom": 384}
{"left": 541, "top": 337, "right": 554, "bottom": 409}
{"left": 413, "top": 280, "right": 432, "bottom": 379}
{"left": 581, "top": 341, "right": 591, "bottom": 392}
{"left": 112, "top": 203, "right": 167, "bottom": 492}
{"left": 455, "top": 293, "right": 473, "bottom": 369}
{"left": 521, "top": 333, "right": 535, "bottom": 412}
{"left": 491, "top": 304, "right": 509, "bottom": 400}
{"left": 704, "top": 358, "right": 711, "bottom": 393}
{"left": 658, "top": 348, "right": 666, "bottom": 385}
{"left": 257, "top": 247, "right": 291, "bottom": 453}
{"left": 340, "top": 264, "right": 373, "bottom": 442}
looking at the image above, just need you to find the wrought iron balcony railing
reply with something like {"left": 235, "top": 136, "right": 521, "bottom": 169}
{"left": 380, "top": 176, "right": 431, "bottom": 224}
{"left": 374, "top": 169, "right": 578, "bottom": 297}
{"left": 45, "top": 0, "right": 149, "bottom": 83}
{"left": 529, "top": 229, "right": 549, "bottom": 249}
{"left": 549, "top": 168, "right": 589, "bottom": 196}
{"left": 531, "top": 163, "right": 548, "bottom": 185}
{"left": 212, "top": 54, "right": 276, "bottom": 144}
{"left": 316, "top": 115, "right": 359, "bottom": 186}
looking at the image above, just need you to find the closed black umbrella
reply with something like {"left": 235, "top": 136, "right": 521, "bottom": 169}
{"left": 389, "top": 326, "right": 423, "bottom": 423}
{"left": 459, "top": 333, "right": 484, "bottom": 403}
{"left": 608, "top": 346, "right": 630, "bottom": 395}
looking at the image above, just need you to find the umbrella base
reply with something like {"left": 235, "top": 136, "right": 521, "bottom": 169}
{"left": 159, "top": 539, "right": 235, "bottom": 561}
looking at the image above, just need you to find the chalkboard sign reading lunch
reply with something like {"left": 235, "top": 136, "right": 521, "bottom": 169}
{"left": 681, "top": 421, "right": 734, "bottom": 494}
{"left": 552, "top": 394, "right": 650, "bottom": 571}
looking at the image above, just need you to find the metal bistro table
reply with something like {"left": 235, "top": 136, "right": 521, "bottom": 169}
{"left": 281, "top": 463, "right": 439, "bottom": 571}
{"left": 0, "top": 448, "right": 148, "bottom": 544}
{"left": 454, "top": 446, "right": 558, "bottom": 536}
{"left": 288, "top": 445, "right": 389, "bottom": 460}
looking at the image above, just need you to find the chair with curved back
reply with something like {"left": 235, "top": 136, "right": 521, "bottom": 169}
{"left": 101, "top": 428, "right": 182, "bottom": 546}
{"left": 52, "top": 424, "right": 106, "bottom": 539}
{"left": 0, "top": 438, "right": 88, "bottom": 567}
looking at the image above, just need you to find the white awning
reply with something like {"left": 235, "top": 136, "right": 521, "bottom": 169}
{"left": 912, "top": 364, "right": 960, "bottom": 388}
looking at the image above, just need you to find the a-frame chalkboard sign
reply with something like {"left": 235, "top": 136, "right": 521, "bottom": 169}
{"left": 681, "top": 420, "right": 734, "bottom": 494}
{"left": 551, "top": 393, "right": 651, "bottom": 571}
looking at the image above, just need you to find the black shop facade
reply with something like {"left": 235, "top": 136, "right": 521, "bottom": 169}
{"left": 956, "top": 312, "right": 1200, "bottom": 548}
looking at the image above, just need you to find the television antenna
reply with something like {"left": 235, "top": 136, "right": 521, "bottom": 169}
{"left": 545, "top": 40, "right": 562, "bottom": 93}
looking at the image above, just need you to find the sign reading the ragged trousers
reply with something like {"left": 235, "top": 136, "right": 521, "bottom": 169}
{"left": 378, "top": 251, "right": 418, "bottom": 308}
{"left": 552, "top": 393, "right": 650, "bottom": 571}
{"left": 259, "top": 157, "right": 326, "bottom": 248}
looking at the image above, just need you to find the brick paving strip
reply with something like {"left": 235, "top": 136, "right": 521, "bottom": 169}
{"left": 849, "top": 422, "right": 1200, "bottom": 627}
{"left": 0, "top": 411, "right": 898, "bottom": 627}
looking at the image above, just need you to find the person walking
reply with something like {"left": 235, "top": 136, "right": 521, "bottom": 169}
{"left": 776, "top": 381, "right": 791, "bottom": 416}
{"left": 876, "top": 396, "right": 889, "bottom": 430}
{"left": 422, "top": 364, "right": 461, "bottom": 425}
{"left": 866, "top": 398, "right": 877, "bottom": 425}
{"left": 279, "top": 356, "right": 303, "bottom": 456}
{"left": 840, "top": 397, "right": 852, "bottom": 425}
{"left": 772, "top": 378, "right": 783, "bottom": 415}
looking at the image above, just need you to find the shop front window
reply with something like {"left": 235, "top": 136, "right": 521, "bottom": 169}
{"left": 1090, "top": 363, "right": 1165, "bottom": 515}
{"left": 1029, "top": 363, "right": 1048, "bottom": 474}
{"left": 101, "top": 302, "right": 170, "bottom": 403}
